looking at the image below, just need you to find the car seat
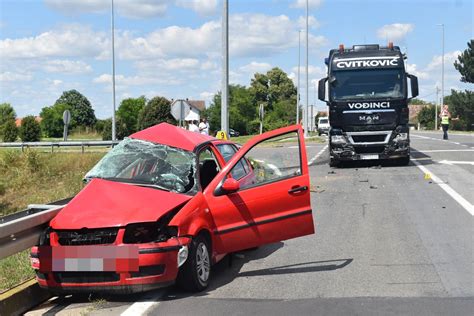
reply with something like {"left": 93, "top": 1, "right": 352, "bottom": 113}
{"left": 200, "top": 159, "right": 219, "bottom": 190}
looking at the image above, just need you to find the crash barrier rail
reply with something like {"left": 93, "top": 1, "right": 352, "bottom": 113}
{"left": 0, "top": 140, "right": 119, "bottom": 152}
{"left": 0, "top": 198, "right": 72, "bottom": 260}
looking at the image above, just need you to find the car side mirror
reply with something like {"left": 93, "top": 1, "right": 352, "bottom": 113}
{"left": 318, "top": 78, "right": 327, "bottom": 102}
{"left": 222, "top": 178, "right": 240, "bottom": 193}
{"left": 408, "top": 74, "right": 419, "bottom": 98}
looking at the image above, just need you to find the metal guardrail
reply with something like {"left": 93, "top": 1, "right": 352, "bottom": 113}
{"left": 0, "top": 140, "right": 119, "bottom": 152}
{"left": 0, "top": 198, "right": 72, "bottom": 260}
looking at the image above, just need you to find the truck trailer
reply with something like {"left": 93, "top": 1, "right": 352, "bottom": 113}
{"left": 318, "top": 43, "right": 419, "bottom": 167}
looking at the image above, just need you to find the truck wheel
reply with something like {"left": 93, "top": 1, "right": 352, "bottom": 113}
{"left": 396, "top": 156, "right": 410, "bottom": 166}
{"left": 177, "top": 234, "right": 211, "bottom": 292}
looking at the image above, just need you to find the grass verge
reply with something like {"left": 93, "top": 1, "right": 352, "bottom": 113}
{"left": 0, "top": 150, "right": 105, "bottom": 292}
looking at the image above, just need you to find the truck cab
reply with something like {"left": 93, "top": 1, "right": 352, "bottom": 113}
{"left": 318, "top": 43, "right": 419, "bottom": 166}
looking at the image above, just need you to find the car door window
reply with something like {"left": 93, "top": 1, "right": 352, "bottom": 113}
{"left": 216, "top": 144, "right": 249, "bottom": 180}
{"left": 198, "top": 147, "right": 220, "bottom": 190}
{"left": 229, "top": 131, "right": 301, "bottom": 190}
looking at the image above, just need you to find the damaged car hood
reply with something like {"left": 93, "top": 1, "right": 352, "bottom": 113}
{"left": 50, "top": 179, "right": 191, "bottom": 229}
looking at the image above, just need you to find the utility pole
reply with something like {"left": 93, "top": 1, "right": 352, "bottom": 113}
{"left": 440, "top": 24, "right": 445, "bottom": 121}
{"left": 435, "top": 86, "right": 440, "bottom": 130}
{"left": 304, "top": 0, "right": 309, "bottom": 137}
{"left": 296, "top": 30, "right": 301, "bottom": 124}
{"left": 111, "top": 0, "right": 116, "bottom": 141}
{"left": 221, "top": 0, "right": 229, "bottom": 134}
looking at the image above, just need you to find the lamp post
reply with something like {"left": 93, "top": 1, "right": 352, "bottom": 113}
{"left": 304, "top": 0, "right": 309, "bottom": 138}
{"left": 437, "top": 23, "right": 445, "bottom": 131}
{"left": 296, "top": 30, "right": 301, "bottom": 124}
{"left": 111, "top": 0, "right": 116, "bottom": 141}
{"left": 221, "top": 0, "right": 229, "bottom": 134}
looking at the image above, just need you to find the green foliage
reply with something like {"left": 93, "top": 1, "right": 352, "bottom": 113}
{"left": 2, "top": 120, "right": 18, "bottom": 142}
{"left": 417, "top": 105, "right": 436, "bottom": 129}
{"left": 444, "top": 90, "right": 474, "bottom": 131}
{"left": 117, "top": 96, "right": 146, "bottom": 135}
{"left": 137, "top": 96, "right": 175, "bottom": 130}
{"left": 409, "top": 98, "right": 430, "bottom": 105}
{"left": 454, "top": 40, "right": 474, "bottom": 83}
{"left": 0, "top": 103, "right": 16, "bottom": 139}
{"left": 54, "top": 90, "right": 96, "bottom": 127}
{"left": 40, "top": 103, "right": 70, "bottom": 137}
{"left": 19, "top": 116, "right": 41, "bottom": 141}
{"left": 101, "top": 117, "right": 129, "bottom": 140}
{"left": 94, "top": 119, "right": 108, "bottom": 133}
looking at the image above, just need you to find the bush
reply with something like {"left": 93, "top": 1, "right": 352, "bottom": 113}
{"left": 40, "top": 103, "right": 70, "bottom": 138}
{"left": 19, "top": 116, "right": 41, "bottom": 142}
{"left": 2, "top": 120, "right": 18, "bottom": 142}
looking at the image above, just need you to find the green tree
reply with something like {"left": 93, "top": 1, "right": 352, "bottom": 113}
{"left": 417, "top": 105, "right": 436, "bottom": 130}
{"left": 454, "top": 40, "right": 474, "bottom": 83}
{"left": 54, "top": 90, "right": 96, "bottom": 128}
{"left": 0, "top": 103, "right": 16, "bottom": 138}
{"left": 444, "top": 90, "right": 474, "bottom": 131}
{"left": 409, "top": 98, "right": 430, "bottom": 105}
{"left": 137, "top": 96, "right": 175, "bottom": 130}
{"left": 2, "top": 120, "right": 18, "bottom": 142}
{"left": 40, "top": 103, "right": 70, "bottom": 137}
{"left": 101, "top": 117, "right": 129, "bottom": 140}
{"left": 19, "top": 116, "right": 41, "bottom": 141}
{"left": 117, "top": 96, "right": 146, "bottom": 135}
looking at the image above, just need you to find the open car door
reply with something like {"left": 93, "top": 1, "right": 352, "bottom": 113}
{"left": 203, "top": 125, "right": 314, "bottom": 254}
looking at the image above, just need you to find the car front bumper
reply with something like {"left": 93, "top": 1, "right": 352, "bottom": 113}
{"left": 31, "top": 237, "right": 191, "bottom": 294}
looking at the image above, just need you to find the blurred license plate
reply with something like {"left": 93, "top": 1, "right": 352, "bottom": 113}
{"left": 360, "top": 154, "right": 379, "bottom": 160}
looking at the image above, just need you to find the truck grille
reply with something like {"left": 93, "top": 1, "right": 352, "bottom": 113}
{"left": 56, "top": 228, "right": 118, "bottom": 246}
{"left": 355, "top": 146, "right": 385, "bottom": 154}
{"left": 352, "top": 135, "right": 387, "bottom": 143}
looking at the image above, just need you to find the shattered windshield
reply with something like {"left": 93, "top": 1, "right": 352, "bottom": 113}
{"left": 85, "top": 138, "right": 197, "bottom": 195}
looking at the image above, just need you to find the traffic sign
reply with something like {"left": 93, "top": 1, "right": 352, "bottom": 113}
{"left": 63, "top": 110, "right": 71, "bottom": 125}
{"left": 171, "top": 100, "right": 191, "bottom": 121}
{"left": 216, "top": 130, "right": 229, "bottom": 140}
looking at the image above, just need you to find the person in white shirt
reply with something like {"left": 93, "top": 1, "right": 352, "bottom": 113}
{"left": 199, "top": 118, "right": 209, "bottom": 135}
{"left": 188, "top": 120, "right": 199, "bottom": 133}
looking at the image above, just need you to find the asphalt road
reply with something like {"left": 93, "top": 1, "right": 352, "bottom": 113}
{"left": 26, "top": 131, "right": 473, "bottom": 315}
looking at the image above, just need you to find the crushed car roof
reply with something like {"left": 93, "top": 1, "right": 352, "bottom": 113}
{"left": 129, "top": 122, "right": 216, "bottom": 151}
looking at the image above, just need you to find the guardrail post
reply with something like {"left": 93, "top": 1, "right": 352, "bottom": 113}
{"left": 82, "top": 144, "right": 85, "bottom": 153}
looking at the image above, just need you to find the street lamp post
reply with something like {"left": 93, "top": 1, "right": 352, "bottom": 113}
{"left": 221, "top": 0, "right": 229, "bottom": 134}
{"left": 296, "top": 30, "right": 301, "bottom": 125}
{"left": 111, "top": 0, "right": 116, "bottom": 141}
{"left": 304, "top": 0, "right": 309, "bottom": 138}
{"left": 437, "top": 23, "right": 445, "bottom": 131}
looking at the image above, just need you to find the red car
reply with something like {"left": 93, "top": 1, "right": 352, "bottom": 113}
{"left": 30, "top": 123, "right": 314, "bottom": 293}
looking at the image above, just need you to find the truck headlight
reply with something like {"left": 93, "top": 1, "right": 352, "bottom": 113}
{"left": 331, "top": 135, "right": 347, "bottom": 144}
{"left": 394, "top": 133, "right": 408, "bottom": 142}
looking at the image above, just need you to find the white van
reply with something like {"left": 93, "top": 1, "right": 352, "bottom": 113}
{"left": 317, "top": 117, "right": 330, "bottom": 135}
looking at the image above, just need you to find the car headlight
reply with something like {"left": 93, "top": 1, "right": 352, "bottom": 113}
{"left": 331, "top": 135, "right": 347, "bottom": 144}
{"left": 123, "top": 222, "right": 177, "bottom": 244}
{"left": 394, "top": 133, "right": 408, "bottom": 142}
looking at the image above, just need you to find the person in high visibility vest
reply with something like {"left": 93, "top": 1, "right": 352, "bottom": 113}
{"left": 440, "top": 106, "right": 450, "bottom": 140}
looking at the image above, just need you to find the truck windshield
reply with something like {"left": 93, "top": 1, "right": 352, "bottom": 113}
{"left": 85, "top": 138, "right": 197, "bottom": 195}
{"left": 330, "top": 69, "right": 404, "bottom": 101}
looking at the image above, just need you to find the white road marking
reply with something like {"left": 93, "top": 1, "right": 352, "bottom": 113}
{"left": 438, "top": 160, "right": 474, "bottom": 166}
{"left": 412, "top": 149, "right": 474, "bottom": 153}
{"left": 452, "top": 142, "right": 461, "bottom": 145}
{"left": 308, "top": 144, "right": 329, "bottom": 165}
{"left": 412, "top": 160, "right": 474, "bottom": 216}
{"left": 120, "top": 292, "right": 164, "bottom": 316}
{"left": 411, "top": 135, "right": 432, "bottom": 139}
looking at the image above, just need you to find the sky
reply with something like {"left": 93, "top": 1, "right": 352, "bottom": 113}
{"left": 0, "top": 0, "right": 472, "bottom": 119}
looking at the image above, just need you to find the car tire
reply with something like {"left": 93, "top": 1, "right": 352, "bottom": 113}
{"left": 177, "top": 234, "right": 211, "bottom": 292}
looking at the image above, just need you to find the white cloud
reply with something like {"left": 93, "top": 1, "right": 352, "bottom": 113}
{"left": 239, "top": 62, "right": 273, "bottom": 74}
{"left": 406, "top": 63, "right": 429, "bottom": 80}
{"left": 52, "top": 79, "right": 63, "bottom": 86}
{"left": 93, "top": 73, "right": 182, "bottom": 87}
{"left": 426, "top": 51, "right": 461, "bottom": 71}
{"left": 199, "top": 91, "right": 215, "bottom": 104}
{"left": 377, "top": 23, "right": 414, "bottom": 41}
{"left": 297, "top": 15, "right": 320, "bottom": 29}
{"left": 0, "top": 71, "right": 33, "bottom": 82}
{"left": 291, "top": 0, "right": 323, "bottom": 9}
{"left": 43, "top": 60, "right": 93, "bottom": 74}
{"left": 0, "top": 24, "right": 108, "bottom": 60}
{"left": 176, "top": 0, "right": 218, "bottom": 16}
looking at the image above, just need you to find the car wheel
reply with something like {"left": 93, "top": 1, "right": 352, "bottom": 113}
{"left": 177, "top": 234, "right": 211, "bottom": 292}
